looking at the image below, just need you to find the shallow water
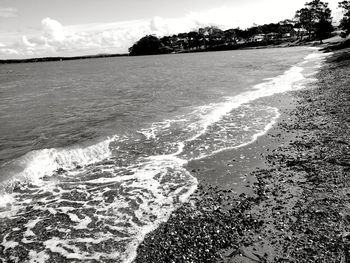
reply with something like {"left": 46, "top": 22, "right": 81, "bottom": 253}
{"left": 0, "top": 47, "right": 329, "bottom": 262}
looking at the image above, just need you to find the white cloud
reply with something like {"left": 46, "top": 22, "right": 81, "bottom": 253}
{"left": 0, "top": 7, "right": 17, "bottom": 18}
{"left": 2, "top": 16, "right": 182, "bottom": 58}
{"left": 22, "top": 36, "right": 36, "bottom": 47}
{"left": 41, "top": 17, "right": 66, "bottom": 42}
{"left": 0, "top": 1, "right": 343, "bottom": 59}
{"left": 187, "top": 7, "right": 236, "bottom": 29}
{"left": 187, "top": 4, "right": 293, "bottom": 30}
{"left": 34, "top": 17, "right": 146, "bottom": 55}
{"left": 0, "top": 48, "right": 18, "bottom": 55}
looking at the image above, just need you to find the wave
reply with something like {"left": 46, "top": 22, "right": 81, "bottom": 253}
{"left": 1, "top": 49, "right": 331, "bottom": 190}
{"left": 0, "top": 48, "right": 332, "bottom": 263}
{"left": 0, "top": 137, "right": 114, "bottom": 186}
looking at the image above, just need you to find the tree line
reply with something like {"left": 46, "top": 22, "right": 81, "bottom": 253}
{"left": 129, "top": 0, "right": 350, "bottom": 56}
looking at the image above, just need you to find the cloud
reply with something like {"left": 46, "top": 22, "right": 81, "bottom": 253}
{"left": 0, "top": 1, "right": 341, "bottom": 59}
{"left": 186, "top": 4, "right": 295, "bottom": 30}
{"left": 41, "top": 17, "right": 66, "bottom": 42}
{"left": 0, "top": 48, "right": 18, "bottom": 55}
{"left": 1, "top": 16, "right": 192, "bottom": 58}
{"left": 0, "top": 42, "right": 19, "bottom": 56}
{"left": 22, "top": 36, "right": 36, "bottom": 47}
{"left": 187, "top": 7, "right": 237, "bottom": 29}
{"left": 0, "top": 7, "right": 17, "bottom": 18}
{"left": 0, "top": 9, "right": 279, "bottom": 58}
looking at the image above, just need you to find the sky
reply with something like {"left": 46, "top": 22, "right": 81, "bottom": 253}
{"left": 0, "top": 0, "right": 342, "bottom": 59}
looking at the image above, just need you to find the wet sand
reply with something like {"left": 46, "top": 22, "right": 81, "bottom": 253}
{"left": 134, "top": 48, "right": 350, "bottom": 262}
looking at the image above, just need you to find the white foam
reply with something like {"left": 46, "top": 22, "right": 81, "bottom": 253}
{"left": 188, "top": 48, "right": 330, "bottom": 143}
{"left": 0, "top": 48, "right": 331, "bottom": 263}
{"left": 44, "top": 237, "right": 100, "bottom": 260}
{"left": 24, "top": 218, "right": 40, "bottom": 237}
{"left": 67, "top": 213, "right": 92, "bottom": 229}
{"left": 234, "top": 107, "right": 280, "bottom": 150}
{"left": 304, "top": 51, "right": 329, "bottom": 61}
{"left": 124, "top": 157, "right": 197, "bottom": 263}
{"left": 1, "top": 233, "right": 19, "bottom": 252}
{"left": 193, "top": 107, "right": 280, "bottom": 160}
{"left": 0, "top": 193, "right": 15, "bottom": 208}
{"left": 28, "top": 250, "right": 50, "bottom": 263}
{"left": 1, "top": 137, "right": 115, "bottom": 186}
{"left": 1, "top": 146, "right": 198, "bottom": 261}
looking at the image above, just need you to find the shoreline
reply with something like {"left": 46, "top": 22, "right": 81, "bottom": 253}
{"left": 133, "top": 49, "right": 350, "bottom": 262}
{"left": 0, "top": 39, "right": 333, "bottom": 65}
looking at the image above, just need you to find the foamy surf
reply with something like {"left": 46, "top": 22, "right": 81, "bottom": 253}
{"left": 0, "top": 146, "right": 198, "bottom": 262}
{"left": 0, "top": 137, "right": 115, "bottom": 186}
{"left": 0, "top": 48, "right": 331, "bottom": 262}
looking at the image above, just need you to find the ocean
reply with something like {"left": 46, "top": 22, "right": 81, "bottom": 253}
{"left": 0, "top": 47, "right": 329, "bottom": 262}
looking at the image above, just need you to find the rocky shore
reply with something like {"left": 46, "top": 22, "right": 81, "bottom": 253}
{"left": 134, "top": 48, "right": 350, "bottom": 262}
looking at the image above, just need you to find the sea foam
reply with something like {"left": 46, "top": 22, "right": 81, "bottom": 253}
{"left": 0, "top": 48, "right": 332, "bottom": 263}
{"left": 0, "top": 137, "right": 114, "bottom": 185}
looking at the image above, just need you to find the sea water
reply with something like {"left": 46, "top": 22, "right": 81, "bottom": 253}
{"left": 0, "top": 47, "right": 330, "bottom": 262}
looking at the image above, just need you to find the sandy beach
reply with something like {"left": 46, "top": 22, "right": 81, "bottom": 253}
{"left": 134, "top": 48, "right": 350, "bottom": 262}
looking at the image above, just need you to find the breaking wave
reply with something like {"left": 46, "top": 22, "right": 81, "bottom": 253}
{"left": 0, "top": 49, "right": 331, "bottom": 262}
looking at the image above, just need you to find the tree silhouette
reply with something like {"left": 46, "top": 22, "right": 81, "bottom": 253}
{"left": 295, "top": 0, "right": 333, "bottom": 40}
{"left": 224, "top": 29, "right": 237, "bottom": 45}
{"left": 187, "top": 31, "right": 201, "bottom": 50}
{"left": 127, "top": 1, "right": 337, "bottom": 56}
{"left": 129, "top": 35, "right": 172, "bottom": 56}
{"left": 339, "top": 1, "right": 350, "bottom": 37}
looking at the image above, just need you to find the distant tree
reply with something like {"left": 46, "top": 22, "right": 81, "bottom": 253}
{"left": 279, "top": 19, "right": 296, "bottom": 26}
{"left": 197, "top": 26, "right": 223, "bottom": 48}
{"left": 295, "top": 7, "right": 313, "bottom": 37}
{"left": 129, "top": 3, "right": 335, "bottom": 57}
{"left": 198, "top": 27, "right": 209, "bottom": 48}
{"left": 174, "top": 33, "right": 188, "bottom": 50}
{"left": 277, "top": 21, "right": 294, "bottom": 38}
{"left": 129, "top": 35, "right": 161, "bottom": 55}
{"left": 338, "top": 1, "right": 350, "bottom": 37}
{"left": 235, "top": 28, "right": 249, "bottom": 42}
{"left": 207, "top": 27, "right": 225, "bottom": 46}
{"left": 224, "top": 29, "right": 237, "bottom": 45}
{"left": 260, "top": 23, "right": 275, "bottom": 34}
{"left": 129, "top": 35, "right": 172, "bottom": 56}
{"left": 246, "top": 26, "right": 262, "bottom": 40}
{"left": 177, "top": 33, "right": 189, "bottom": 39}
{"left": 198, "top": 27, "right": 207, "bottom": 36}
{"left": 187, "top": 31, "right": 201, "bottom": 50}
{"left": 315, "top": 17, "right": 334, "bottom": 40}
{"left": 160, "top": 36, "right": 172, "bottom": 47}
{"left": 294, "top": 0, "right": 333, "bottom": 41}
